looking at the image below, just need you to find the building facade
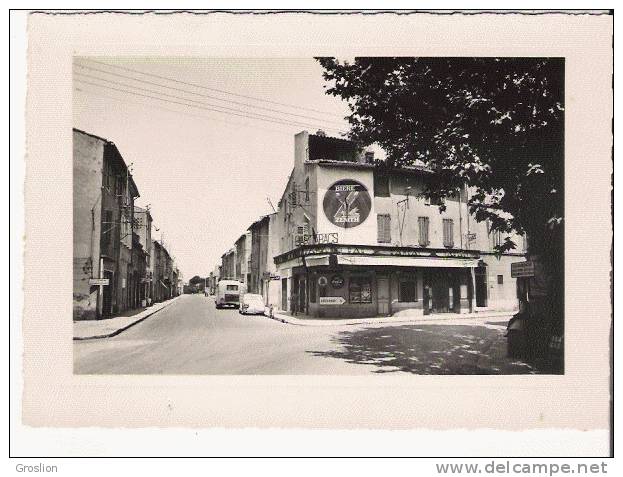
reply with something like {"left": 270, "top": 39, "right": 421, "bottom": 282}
{"left": 268, "top": 131, "right": 526, "bottom": 319}
{"left": 73, "top": 129, "right": 140, "bottom": 320}
{"left": 221, "top": 248, "right": 236, "bottom": 281}
{"left": 134, "top": 206, "right": 153, "bottom": 305}
{"left": 234, "top": 232, "right": 252, "bottom": 285}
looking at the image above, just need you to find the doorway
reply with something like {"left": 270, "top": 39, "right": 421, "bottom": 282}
{"left": 475, "top": 264, "right": 488, "bottom": 307}
{"left": 102, "top": 270, "right": 113, "bottom": 317}
{"left": 377, "top": 276, "right": 390, "bottom": 315}
{"left": 281, "top": 278, "right": 288, "bottom": 311}
{"left": 426, "top": 269, "right": 460, "bottom": 314}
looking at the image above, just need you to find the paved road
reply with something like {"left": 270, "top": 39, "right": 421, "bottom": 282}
{"left": 74, "top": 294, "right": 536, "bottom": 375}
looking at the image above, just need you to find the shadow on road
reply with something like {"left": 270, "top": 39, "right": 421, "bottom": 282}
{"left": 307, "top": 324, "right": 538, "bottom": 375}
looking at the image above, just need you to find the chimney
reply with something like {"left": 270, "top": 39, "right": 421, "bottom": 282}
{"left": 316, "top": 129, "right": 326, "bottom": 137}
{"left": 364, "top": 151, "right": 375, "bottom": 163}
{"left": 294, "top": 130, "right": 310, "bottom": 171}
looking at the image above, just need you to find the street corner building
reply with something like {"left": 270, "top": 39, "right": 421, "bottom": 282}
{"left": 72, "top": 129, "right": 180, "bottom": 321}
{"left": 223, "top": 131, "right": 528, "bottom": 320}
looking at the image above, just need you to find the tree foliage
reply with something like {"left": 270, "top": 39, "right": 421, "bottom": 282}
{"left": 317, "top": 57, "right": 564, "bottom": 259}
{"left": 189, "top": 275, "right": 204, "bottom": 285}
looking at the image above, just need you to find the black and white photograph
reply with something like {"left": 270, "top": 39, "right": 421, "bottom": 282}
{"left": 72, "top": 56, "right": 564, "bottom": 375}
{"left": 12, "top": 8, "right": 614, "bottom": 459}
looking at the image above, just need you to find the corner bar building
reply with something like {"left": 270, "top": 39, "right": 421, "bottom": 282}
{"left": 270, "top": 131, "right": 525, "bottom": 319}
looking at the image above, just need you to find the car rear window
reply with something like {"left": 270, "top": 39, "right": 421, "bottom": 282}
{"left": 226, "top": 285, "right": 238, "bottom": 291}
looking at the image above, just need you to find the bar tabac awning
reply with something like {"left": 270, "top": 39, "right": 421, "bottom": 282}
{"left": 336, "top": 255, "right": 478, "bottom": 268}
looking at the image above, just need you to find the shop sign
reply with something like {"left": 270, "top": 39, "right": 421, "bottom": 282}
{"left": 89, "top": 278, "right": 109, "bottom": 286}
{"left": 319, "top": 296, "right": 346, "bottom": 305}
{"left": 511, "top": 261, "right": 535, "bottom": 278}
{"left": 295, "top": 232, "right": 339, "bottom": 245}
{"left": 330, "top": 275, "right": 345, "bottom": 289}
{"left": 318, "top": 276, "right": 328, "bottom": 287}
{"left": 323, "top": 179, "right": 371, "bottom": 228}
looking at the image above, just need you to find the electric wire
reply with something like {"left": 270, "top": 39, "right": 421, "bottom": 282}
{"left": 79, "top": 58, "right": 345, "bottom": 118}
{"left": 74, "top": 62, "right": 348, "bottom": 127}
{"left": 74, "top": 77, "right": 347, "bottom": 134}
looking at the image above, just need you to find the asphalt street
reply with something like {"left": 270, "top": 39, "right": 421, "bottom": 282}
{"left": 73, "top": 294, "right": 537, "bottom": 375}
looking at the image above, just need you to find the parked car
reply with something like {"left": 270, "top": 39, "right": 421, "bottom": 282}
{"left": 215, "top": 280, "right": 246, "bottom": 309}
{"left": 239, "top": 293, "right": 265, "bottom": 315}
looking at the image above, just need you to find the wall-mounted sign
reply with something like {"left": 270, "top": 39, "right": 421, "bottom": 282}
{"left": 318, "top": 276, "right": 328, "bottom": 287}
{"left": 295, "top": 232, "right": 339, "bottom": 246}
{"left": 511, "top": 261, "right": 535, "bottom": 278}
{"left": 319, "top": 296, "right": 346, "bottom": 305}
{"left": 89, "top": 278, "right": 109, "bottom": 286}
{"left": 323, "top": 179, "right": 371, "bottom": 228}
{"left": 330, "top": 275, "right": 345, "bottom": 289}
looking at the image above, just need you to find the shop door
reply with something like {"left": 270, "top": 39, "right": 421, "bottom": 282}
{"left": 281, "top": 278, "right": 288, "bottom": 311}
{"left": 475, "top": 265, "right": 488, "bottom": 307}
{"left": 102, "top": 271, "right": 113, "bottom": 317}
{"left": 377, "top": 276, "right": 390, "bottom": 316}
{"left": 430, "top": 271, "right": 450, "bottom": 313}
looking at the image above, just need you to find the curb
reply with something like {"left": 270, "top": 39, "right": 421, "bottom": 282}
{"left": 263, "top": 310, "right": 514, "bottom": 327}
{"left": 73, "top": 296, "right": 181, "bottom": 341}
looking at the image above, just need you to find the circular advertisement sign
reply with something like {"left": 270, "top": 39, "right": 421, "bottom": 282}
{"left": 330, "top": 275, "right": 345, "bottom": 289}
{"left": 318, "top": 276, "right": 328, "bottom": 287}
{"left": 322, "top": 179, "right": 372, "bottom": 228}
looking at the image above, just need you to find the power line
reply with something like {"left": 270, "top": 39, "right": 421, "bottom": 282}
{"left": 73, "top": 71, "right": 346, "bottom": 133}
{"left": 74, "top": 86, "right": 304, "bottom": 136}
{"left": 73, "top": 62, "right": 348, "bottom": 127}
{"left": 79, "top": 58, "right": 345, "bottom": 118}
{"left": 74, "top": 78, "right": 347, "bottom": 134}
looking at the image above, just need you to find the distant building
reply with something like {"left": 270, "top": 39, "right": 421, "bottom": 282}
{"left": 247, "top": 215, "right": 272, "bottom": 295}
{"left": 134, "top": 206, "right": 154, "bottom": 305}
{"left": 234, "top": 232, "right": 252, "bottom": 284}
{"left": 221, "top": 248, "right": 236, "bottom": 281}
{"left": 73, "top": 129, "right": 140, "bottom": 320}
{"left": 152, "top": 240, "right": 170, "bottom": 302}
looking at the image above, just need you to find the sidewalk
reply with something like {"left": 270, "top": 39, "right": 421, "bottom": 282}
{"left": 73, "top": 296, "right": 181, "bottom": 340}
{"left": 265, "top": 308, "right": 515, "bottom": 327}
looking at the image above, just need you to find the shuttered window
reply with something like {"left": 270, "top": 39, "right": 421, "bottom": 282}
{"left": 377, "top": 214, "right": 391, "bottom": 243}
{"left": 418, "top": 217, "right": 430, "bottom": 246}
{"left": 443, "top": 219, "right": 454, "bottom": 248}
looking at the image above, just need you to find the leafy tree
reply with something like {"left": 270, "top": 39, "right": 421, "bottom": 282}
{"left": 318, "top": 57, "right": 564, "bottom": 368}
{"left": 189, "top": 275, "right": 204, "bottom": 286}
{"left": 317, "top": 57, "right": 563, "bottom": 263}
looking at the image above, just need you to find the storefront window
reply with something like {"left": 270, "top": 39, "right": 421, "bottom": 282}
{"left": 399, "top": 279, "right": 417, "bottom": 302}
{"left": 350, "top": 276, "right": 372, "bottom": 304}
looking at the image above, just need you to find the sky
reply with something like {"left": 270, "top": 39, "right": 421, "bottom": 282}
{"left": 73, "top": 57, "right": 358, "bottom": 281}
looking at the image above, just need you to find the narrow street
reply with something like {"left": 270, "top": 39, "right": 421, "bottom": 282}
{"left": 74, "top": 294, "right": 537, "bottom": 375}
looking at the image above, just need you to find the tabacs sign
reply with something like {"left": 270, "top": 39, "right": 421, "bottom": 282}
{"left": 323, "top": 179, "right": 371, "bottom": 228}
{"left": 511, "top": 261, "right": 535, "bottom": 278}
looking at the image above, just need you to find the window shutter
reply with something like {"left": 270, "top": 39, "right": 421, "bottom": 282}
{"left": 418, "top": 217, "right": 429, "bottom": 246}
{"left": 443, "top": 219, "right": 454, "bottom": 247}
{"left": 377, "top": 214, "right": 391, "bottom": 243}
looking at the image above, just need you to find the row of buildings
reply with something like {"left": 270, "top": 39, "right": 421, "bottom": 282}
{"left": 73, "top": 128, "right": 182, "bottom": 321}
{"left": 211, "top": 130, "right": 527, "bottom": 319}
